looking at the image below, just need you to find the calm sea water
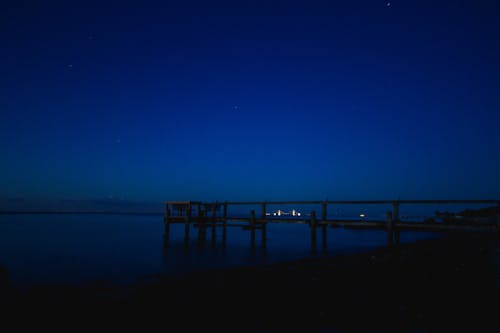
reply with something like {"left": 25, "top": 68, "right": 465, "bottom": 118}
{"left": 0, "top": 213, "right": 440, "bottom": 288}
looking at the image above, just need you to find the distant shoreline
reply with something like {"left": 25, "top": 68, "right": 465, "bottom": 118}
{"left": 0, "top": 211, "right": 164, "bottom": 216}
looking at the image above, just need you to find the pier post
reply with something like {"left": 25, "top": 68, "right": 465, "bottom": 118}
{"left": 187, "top": 203, "right": 192, "bottom": 221}
{"left": 250, "top": 210, "right": 256, "bottom": 247}
{"left": 261, "top": 202, "right": 267, "bottom": 220}
{"left": 322, "top": 202, "right": 327, "bottom": 221}
{"left": 163, "top": 225, "right": 170, "bottom": 251}
{"left": 386, "top": 211, "right": 394, "bottom": 247}
{"left": 198, "top": 221, "right": 207, "bottom": 249}
{"left": 321, "top": 223, "right": 327, "bottom": 253}
{"left": 211, "top": 202, "right": 217, "bottom": 243}
{"left": 392, "top": 202, "right": 400, "bottom": 224}
{"left": 164, "top": 221, "right": 170, "bottom": 241}
{"left": 222, "top": 203, "right": 227, "bottom": 246}
{"left": 197, "top": 203, "right": 201, "bottom": 221}
{"left": 164, "top": 203, "right": 171, "bottom": 241}
{"left": 496, "top": 202, "right": 500, "bottom": 231}
{"left": 184, "top": 220, "right": 190, "bottom": 248}
{"left": 262, "top": 222, "right": 267, "bottom": 245}
{"left": 222, "top": 226, "right": 227, "bottom": 248}
{"left": 164, "top": 203, "right": 170, "bottom": 224}
{"left": 310, "top": 211, "right": 317, "bottom": 254}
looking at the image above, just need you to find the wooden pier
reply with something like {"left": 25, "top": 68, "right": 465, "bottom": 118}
{"left": 164, "top": 200, "right": 500, "bottom": 252}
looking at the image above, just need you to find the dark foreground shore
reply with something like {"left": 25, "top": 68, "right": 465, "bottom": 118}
{"left": 1, "top": 232, "right": 499, "bottom": 332}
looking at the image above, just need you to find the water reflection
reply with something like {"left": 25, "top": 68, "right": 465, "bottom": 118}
{"left": 163, "top": 218, "right": 404, "bottom": 276}
{"left": 0, "top": 214, "right": 436, "bottom": 287}
{"left": 162, "top": 219, "right": 270, "bottom": 274}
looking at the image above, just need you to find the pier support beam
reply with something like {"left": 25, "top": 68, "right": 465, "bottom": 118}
{"left": 261, "top": 202, "right": 267, "bottom": 220}
{"left": 310, "top": 211, "right": 317, "bottom": 254}
{"left": 322, "top": 202, "right": 327, "bottom": 221}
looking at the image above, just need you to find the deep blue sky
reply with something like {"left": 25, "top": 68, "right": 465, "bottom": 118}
{"left": 1, "top": 0, "right": 499, "bottom": 209}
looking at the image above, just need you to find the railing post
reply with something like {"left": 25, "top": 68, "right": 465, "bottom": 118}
{"left": 223, "top": 202, "right": 228, "bottom": 220}
{"left": 261, "top": 202, "right": 267, "bottom": 219}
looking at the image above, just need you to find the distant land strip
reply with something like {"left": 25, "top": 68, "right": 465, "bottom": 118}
{"left": 224, "top": 200, "right": 499, "bottom": 205}
{"left": 0, "top": 211, "right": 164, "bottom": 216}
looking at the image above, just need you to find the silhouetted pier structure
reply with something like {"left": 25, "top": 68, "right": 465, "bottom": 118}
{"left": 164, "top": 200, "right": 500, "bottom": 252}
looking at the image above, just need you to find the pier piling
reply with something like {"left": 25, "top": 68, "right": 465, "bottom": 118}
{"left": 184, "top": 222, "right": 190, "bottom": 248}
{"left": 386, "top": 211, "right": 394, "bottom": 247}
{"left": 262, "top": 221, "right": 267, "bottom": 245}
{"left": 211, "top": 202, "right": 217, "bottom": 242}
{"left": 321, "top": 223, "right": 327, "bottom": 253}
{"left": 310, "top": 211, "right": 317, "bottom": 254}
{"left": 250, "top": 210, "right": 256, "bottom": 247}
{"left": 322, "top": 202, "right": 327, "bottom": 221}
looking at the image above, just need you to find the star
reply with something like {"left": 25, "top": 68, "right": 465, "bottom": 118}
{"left": 233, "top": 105, "right": 240, "bottom": 110}
{"left": 67, "top": 64, "right": 73, "bottom": 68}
{"left": 386, "top": 2, "right": 391, "bottom": 6}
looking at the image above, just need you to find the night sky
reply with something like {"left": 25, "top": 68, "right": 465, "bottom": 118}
{"left": 1, "top": 0, "right": 499, "bottom": 209}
